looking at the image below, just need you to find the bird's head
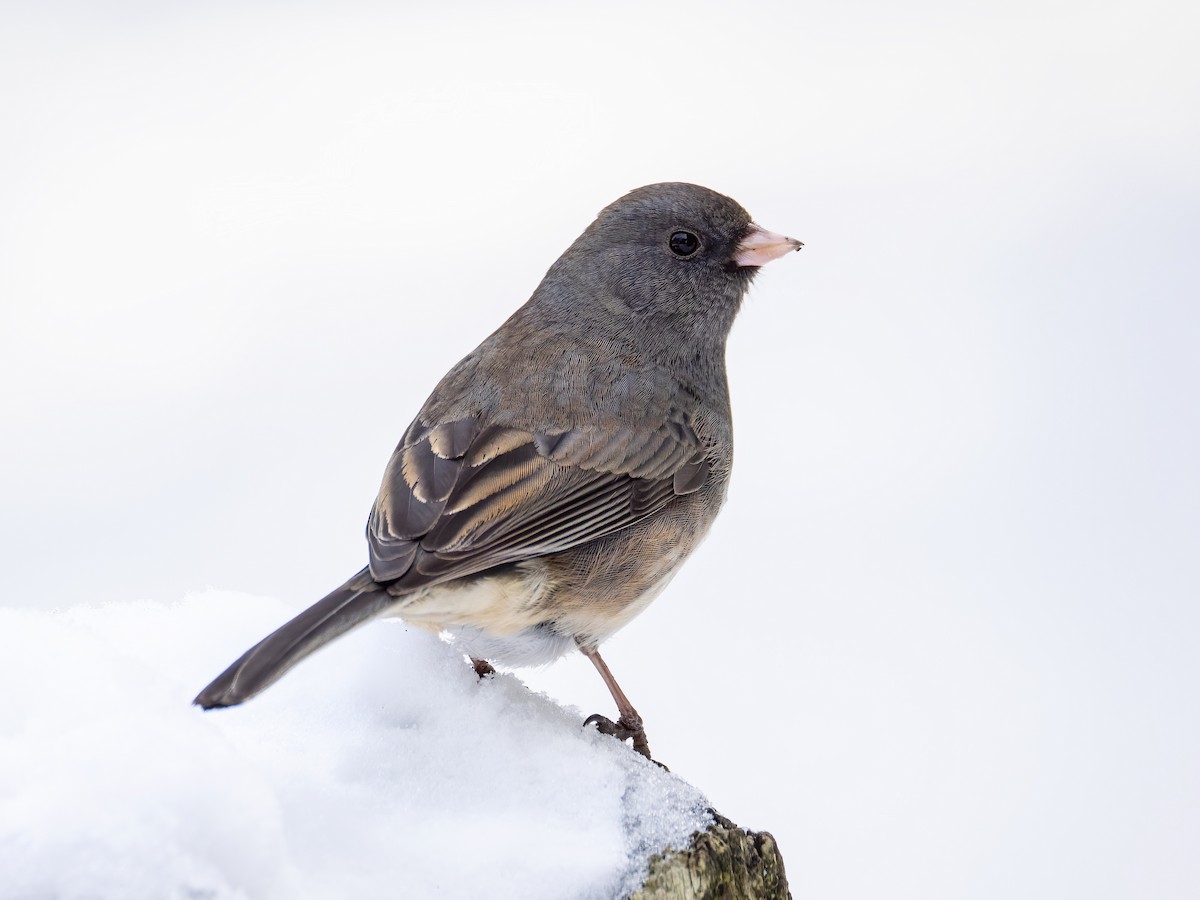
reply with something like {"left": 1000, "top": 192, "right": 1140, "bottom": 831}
{"left": 543, "top": 183, "right": 801, "bottom": 339}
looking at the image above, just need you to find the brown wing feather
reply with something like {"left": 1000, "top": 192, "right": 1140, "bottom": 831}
{"left": 366, "top": 415, "right": 707, "bottom": 587}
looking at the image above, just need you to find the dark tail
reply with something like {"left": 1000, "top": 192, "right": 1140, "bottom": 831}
{"left": 193, "top": 567, "right": 395, "bottom": 709}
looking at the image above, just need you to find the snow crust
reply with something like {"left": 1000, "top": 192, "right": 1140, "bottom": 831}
{"left": 0, "top": 593, "right": 710, "bottom": 899}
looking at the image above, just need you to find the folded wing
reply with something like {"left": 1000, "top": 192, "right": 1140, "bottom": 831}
{"left": 366, "top": 416, "right": 710, "bottom": 587}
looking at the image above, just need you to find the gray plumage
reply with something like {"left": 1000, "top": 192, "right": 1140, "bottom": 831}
{"left": 194, "top": 182, "right": 801, "bottom": 757}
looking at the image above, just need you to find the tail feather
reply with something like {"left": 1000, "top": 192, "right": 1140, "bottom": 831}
{"left": 193, "top": 567, "right": 393, "bottom": 709}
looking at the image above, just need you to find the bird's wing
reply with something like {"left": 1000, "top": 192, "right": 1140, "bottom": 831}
{"left": 366, "top": 416, "right": 709, "bottom": 585}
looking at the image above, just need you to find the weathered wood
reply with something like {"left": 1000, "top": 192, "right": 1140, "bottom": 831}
{"left": 629, "top": 810, "right": 791, "bottom": 899}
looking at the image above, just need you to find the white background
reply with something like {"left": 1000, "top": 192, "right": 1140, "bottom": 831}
{"left": 2, "top": 2, "right": 1197, "bottom": 897}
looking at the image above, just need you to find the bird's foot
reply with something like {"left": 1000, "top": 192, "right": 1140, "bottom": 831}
{"left": 584, "top": 711, "right": 652, "bottom": 760}
{"left": 470, "top": 657, "right": 496, "bottom": 678}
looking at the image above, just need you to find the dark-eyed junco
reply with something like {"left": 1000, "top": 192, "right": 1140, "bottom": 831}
{"left": 194, "top": 183, "right": 801, "bottom": 758}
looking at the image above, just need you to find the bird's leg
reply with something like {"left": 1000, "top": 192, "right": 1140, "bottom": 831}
{"left": 470, "top": 657, "right": 495, "bottom": 678}
{"left": 578, "top": 642, "right": 651, "bottom": 759}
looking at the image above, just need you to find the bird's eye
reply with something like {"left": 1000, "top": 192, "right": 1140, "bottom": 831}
{"left": 668, "top": 230, "right": 701, "bottom": 257}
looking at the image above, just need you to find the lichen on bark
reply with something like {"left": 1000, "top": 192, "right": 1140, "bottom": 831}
{"left": 628, "top": 809, "right": 791, "bottom": 900}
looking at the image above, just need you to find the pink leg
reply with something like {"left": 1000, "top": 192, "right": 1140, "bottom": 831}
{"left": 470, "top": 657, "right": 495, "bottom": 678}
{"left": 579, "top": 643, "right": 651, "bottom": 759}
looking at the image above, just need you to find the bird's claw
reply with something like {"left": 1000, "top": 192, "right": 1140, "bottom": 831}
{"left": 584, "top": 712, "right": 652, "bottom": 760}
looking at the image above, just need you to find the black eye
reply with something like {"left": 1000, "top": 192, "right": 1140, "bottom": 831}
{"left": 668, "top": 230, "right": 701, "bottom": 257}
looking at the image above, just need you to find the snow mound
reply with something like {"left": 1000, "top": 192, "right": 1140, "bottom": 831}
{"left": 0, "top": 593, "right": 710, "bottom": 899}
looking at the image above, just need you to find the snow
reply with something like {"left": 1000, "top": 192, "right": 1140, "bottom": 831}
{"left": 0, "top": 593, "right": 710, "bottom": 900}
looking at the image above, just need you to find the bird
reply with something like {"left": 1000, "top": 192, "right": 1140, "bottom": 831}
{"left": 194, "top": 182, "right": 802, "bottom": 759}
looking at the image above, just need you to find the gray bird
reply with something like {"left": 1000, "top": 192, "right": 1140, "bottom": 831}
{"left": 194, "top": 182, "right": 801, "bottom": 758}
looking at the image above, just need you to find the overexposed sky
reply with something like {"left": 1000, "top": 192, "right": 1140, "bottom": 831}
{"left": 2, "top": 1, "right": 1198, "bottom": 897}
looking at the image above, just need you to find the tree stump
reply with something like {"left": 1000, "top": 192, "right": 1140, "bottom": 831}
{"left": 629, "top": 810, "right": 791, "bottom": 899}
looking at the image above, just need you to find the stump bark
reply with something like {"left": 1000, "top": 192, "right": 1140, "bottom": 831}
{"left": 628, "top": 810, "right": 791, "bottom": 899}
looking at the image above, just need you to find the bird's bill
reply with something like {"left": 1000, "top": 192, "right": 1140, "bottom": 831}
{"left": 733, "top": 225, "right": 803, "bottom": 267}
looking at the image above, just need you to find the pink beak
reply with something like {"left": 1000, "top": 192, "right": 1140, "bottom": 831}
{"left": 733, "top": 225, "right": 803, "bottom": 267}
